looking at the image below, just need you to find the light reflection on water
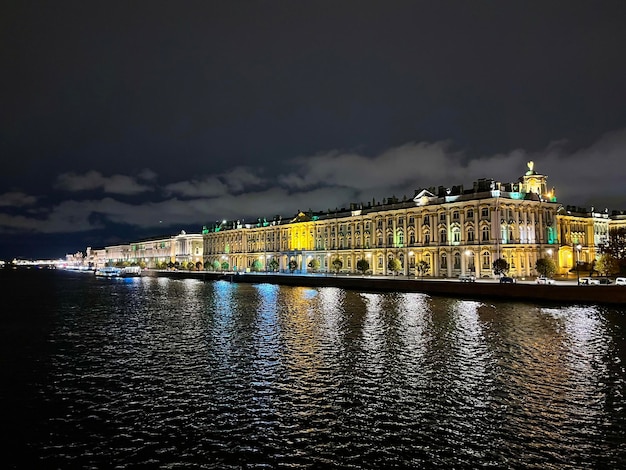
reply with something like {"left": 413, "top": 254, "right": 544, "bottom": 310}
{"left": 2, "top": 270, "right": 625, "bottom": 469}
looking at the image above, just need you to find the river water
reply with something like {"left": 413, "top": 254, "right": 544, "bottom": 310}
{"left": 2, "top": 269, "right": 625, "bottom": 469}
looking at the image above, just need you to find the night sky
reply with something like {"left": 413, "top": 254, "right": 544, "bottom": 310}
{"left": 2, "top": 1, "right": 626, "bottom": 260}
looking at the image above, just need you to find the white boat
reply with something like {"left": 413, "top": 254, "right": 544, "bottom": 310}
{"left": 95, "top": 267, "right": 122, "bottom": 278}
{"left": 120, "top": 266, "right": 142, "bottom": 277}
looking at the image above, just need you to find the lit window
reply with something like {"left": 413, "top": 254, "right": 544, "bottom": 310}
{"left": 482, "top": 251, "right": 490, "bottom": 268}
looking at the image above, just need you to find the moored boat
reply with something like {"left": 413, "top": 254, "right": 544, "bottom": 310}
{"left": 95, "top": 267, "right": 121, "bottom": 278}
{"left": 120, "top": 266, "right": 142, "bottom": 277}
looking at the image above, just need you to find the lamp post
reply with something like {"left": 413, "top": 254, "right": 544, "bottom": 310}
{"left": 575, "top": 244, "right": 582, "bottom": 285}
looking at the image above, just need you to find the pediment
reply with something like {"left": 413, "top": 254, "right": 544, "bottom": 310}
{"left": 290, "top": 211, "right": 312, "bottom": 223}
{"left": 413, "top": 189, "right": 436, "bottom": 206}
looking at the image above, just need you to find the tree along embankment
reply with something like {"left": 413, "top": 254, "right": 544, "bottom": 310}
{"left": 144, "top": 270, "right": 626, "bottom": 306}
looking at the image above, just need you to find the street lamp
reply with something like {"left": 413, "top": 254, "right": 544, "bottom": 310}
{"left": 575, "top": 244, "right": 582, "bottom": 285}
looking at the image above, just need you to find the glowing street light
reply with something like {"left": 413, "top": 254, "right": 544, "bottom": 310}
{"left": 575, "top": 244, "right": 582, "bottom": 285}
{"left": 465, "top": 249, "right": 474, "bottom": 273}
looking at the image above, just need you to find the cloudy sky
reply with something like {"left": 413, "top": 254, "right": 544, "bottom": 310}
{"left": 2, "top": 1, "right": 626, "bottom": 259}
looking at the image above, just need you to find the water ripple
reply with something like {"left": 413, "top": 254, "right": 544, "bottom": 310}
{"left": 2, "top": 271, "right": 626, "bottom": 468}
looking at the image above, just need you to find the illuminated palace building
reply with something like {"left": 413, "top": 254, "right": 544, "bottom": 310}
{"left": 200, "top": 162, "right": 625, "bottom": 278}
{"left": 96, "top": 163, "right": 626, "bottom": 278}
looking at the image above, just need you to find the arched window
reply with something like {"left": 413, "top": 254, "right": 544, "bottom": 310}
{"left": 454, "top": 252, "right": 461, "bottom": 269}
{"left": 398, "top": 231, "right": 404, "bottom": 245}
{"left": 482, "top": 251, "right": 491, "bottom": 268}
{"left": 467, "top": 227, "right": 475, "bottom": 242}
{"left": 452, "top": 227, "right": 461, "bottom": 243}
{"left": 440, "top": 229, "right": 447, "bottom": 243}
{"left": 441, "top": 253, "right": 447, "bottom": 268}
{"left": 482, "top": 226, "right": 490, "bottom": 241}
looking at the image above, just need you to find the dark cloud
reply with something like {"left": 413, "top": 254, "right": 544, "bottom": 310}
{"left": 55, "top": 171, "right": 154, "bottom": 195}
{"left": 2, "top": 129, "right": 626, "bottom": 246}
{"left": 0, "top": 192, "right": 37, "bottom": 207}
{"left": 165, "top": 167, "right": 265, "bottom": 197}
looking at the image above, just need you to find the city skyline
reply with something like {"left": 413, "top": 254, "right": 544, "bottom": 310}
{"left": 3, "top": 1, "right": 626, "bottom": 260}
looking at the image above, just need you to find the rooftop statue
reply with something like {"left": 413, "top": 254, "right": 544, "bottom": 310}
{"left": 526, "top": 160, "right": 538, "bottom": 176}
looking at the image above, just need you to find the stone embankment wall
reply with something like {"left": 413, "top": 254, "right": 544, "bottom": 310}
{"left": 144, "top": 271, "right": 626, "bottom": 306}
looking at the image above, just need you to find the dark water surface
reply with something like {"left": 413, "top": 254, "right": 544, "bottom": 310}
{"left": 2, "top": 269, "right": 625, "bottom": 469}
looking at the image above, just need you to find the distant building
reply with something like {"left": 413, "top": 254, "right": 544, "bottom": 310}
{"left": 97, "top": 230, "right": 204, "bottom": 269}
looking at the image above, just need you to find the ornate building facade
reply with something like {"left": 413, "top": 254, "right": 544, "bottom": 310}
{"left": 93, "top": 163, "right": 623, "bottom": 277}
{"left": 102, "top": 231, "right": 204, "bottom": 268}
{"left": 201, "top": 163, "right": 598, "bottom": 278}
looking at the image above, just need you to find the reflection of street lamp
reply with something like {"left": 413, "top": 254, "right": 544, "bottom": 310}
{"left": 575, "top": 244, "right": 582, "bottom": 285}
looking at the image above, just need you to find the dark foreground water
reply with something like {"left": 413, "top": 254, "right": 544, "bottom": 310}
{"left": 1, "top": 269, "right": 625, "bottom": 469}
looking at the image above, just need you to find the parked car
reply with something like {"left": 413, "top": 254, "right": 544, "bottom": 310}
{"left": 598, "top": 278, "right": 612, "bottom": 285}
{"left": 536, "top": 276, "right": 555, "bottom": 285}
{"left": 458, "top": 274, "right": 476, "bottom": 282}
{"left": 580, "top": 277, "right": 600, "bottom": 285}
{"left": 500, "top": 276, "right": 514, "bottom": 284}
{"left": 616, "top": 277, "right": 626, "bottom": 285}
